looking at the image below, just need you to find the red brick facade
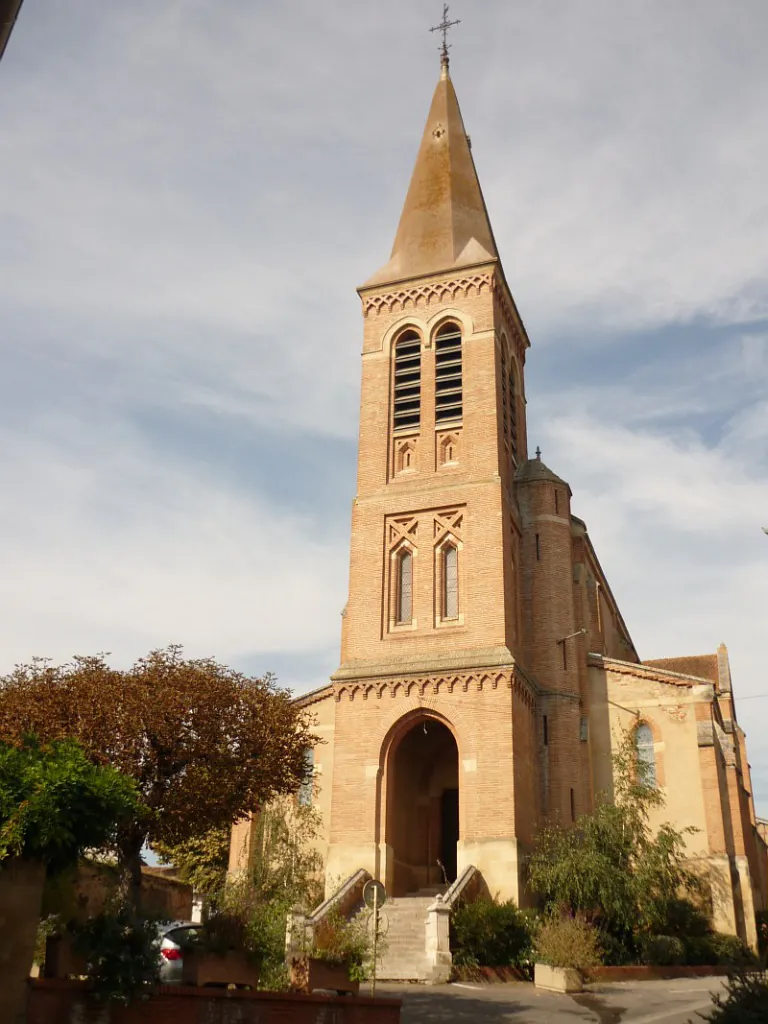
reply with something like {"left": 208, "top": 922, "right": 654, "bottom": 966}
{"left": 233, "top": 62, "right": 768, "bottom": 943}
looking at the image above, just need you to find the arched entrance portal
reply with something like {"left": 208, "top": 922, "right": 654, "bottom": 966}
{"left": 386, "top": 717, "right": 459, "bottom": 897}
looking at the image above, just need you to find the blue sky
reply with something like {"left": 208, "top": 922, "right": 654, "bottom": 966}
{"left": 1, "top": 1, "right": 767, "bottom": 813}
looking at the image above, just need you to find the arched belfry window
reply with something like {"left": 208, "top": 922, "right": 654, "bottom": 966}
{"left": 635, "top": 723, "right": 657, "bottom": 788}
{"left": 435, "top": 323, "right": 463, "bottom": 424}
{"left": 396, "top": 549, "right": 413, "bottom": 624}
{"left": 393, "top": 331, "right": 422, "bottom": 432}
{"left": 508, "top": 364, "right": 519, "bottom": 460}
{"left": 443, "top": 544, "right": 458, "bottom": 619}
{"left": 499, "top": 338, "right": 519, "bottom": 466}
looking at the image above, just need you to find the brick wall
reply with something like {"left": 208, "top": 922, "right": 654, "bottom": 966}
{"left": 27, "top": 980, "right": 401, "bottom": 1024}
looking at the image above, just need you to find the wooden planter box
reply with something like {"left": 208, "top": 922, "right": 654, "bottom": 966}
{"left": 181, "top": 949, "right": 260, "bottom": 988}
{"left": 43, "top": 936, "right": 88, "bottom": 979}
{"left": 534, "top": 962, "right": 583, "bottom": 993}
{"left": 290, "top": 957, "right": 360, "bottom": 996}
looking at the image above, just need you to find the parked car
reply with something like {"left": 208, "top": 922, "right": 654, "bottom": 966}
{"left": 158, "top": 921, "right": 204, "bottom": 983}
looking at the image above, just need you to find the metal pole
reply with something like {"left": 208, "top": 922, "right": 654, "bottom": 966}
{"left": 371, "top": 885, "right": 379, "bottom": 997}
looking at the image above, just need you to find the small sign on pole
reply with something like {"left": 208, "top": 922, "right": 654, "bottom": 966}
{"left": 362, "top": 879, "right": 387, "bottom": 996}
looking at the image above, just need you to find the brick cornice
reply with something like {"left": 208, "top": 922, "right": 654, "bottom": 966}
{"left": 294, "top": 684, "right": 334, "bottom": 709}
{"left": 331, "top": 665, "right": 537, "bottom": 710}
{"left": 589, "top": 653, "right": 715, "bottom": 692}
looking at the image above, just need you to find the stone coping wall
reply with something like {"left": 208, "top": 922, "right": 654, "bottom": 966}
{"left": 586, "top": 965, "right": 730, "bottom": 982}
{"left": 27, "top": 979, "right": 401, "bottom": 1024}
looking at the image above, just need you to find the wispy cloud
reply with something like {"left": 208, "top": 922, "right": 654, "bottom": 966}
{"left": 1, "top": 1, "right": 768, "bottom": 810}
{"left": 0, "top": 415, "right": 348, "bottom": 667}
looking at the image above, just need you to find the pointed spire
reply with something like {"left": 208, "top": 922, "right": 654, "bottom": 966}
{"left": 363, "top": 69, "right": 499, "bottom": 288}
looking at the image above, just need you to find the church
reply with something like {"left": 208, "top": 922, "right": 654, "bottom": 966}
{"left": 231, "top": 49, "right": 768, "bottom": 955}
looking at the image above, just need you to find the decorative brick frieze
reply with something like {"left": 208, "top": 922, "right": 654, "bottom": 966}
{"left": 333, "top": 667, "right": 536, "bottom": 709}
{"left": 361, "top": 271, "right": 494, "bottom": 318}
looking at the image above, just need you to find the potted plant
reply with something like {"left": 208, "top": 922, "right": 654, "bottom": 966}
{"left": 181, "top": 909, "right": 262, "bottom": 988}
{"left": 289, "top": 905, "right": 371, "bottom": 996}
{"left": 533, "top": 913, "right": 601, "bottom": 993}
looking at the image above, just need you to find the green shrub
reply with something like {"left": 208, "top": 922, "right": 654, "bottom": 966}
{"left": 71, "top": 906, "right": 160, "bottom": 1004}
{"left": 682, "top": 932, "right": 756, "bottom": 968}
{"left": 533, "top": 913, "right": 602, "bottom": 972}
{"left": 639, "top": 934, "right": 685, "bottom": 966}
{"left": 596, "top": 930, "right": 635, "bottom": 966}
{"left": 663, "top": 897, "right": 711, "bottom": 939}
{"left": 701, "top": 969, "right": 768, "bottom": 1023}
{"left": 311, "top": 905, "right": 374, "bottom": 982}
{"left": 247, "top": 897, "right": 293, "bottom": 991}
{"left": 709, "top": 933, "right": 756, "bottom": 967}
{"left": 683, "top": 934, "right": 717, "bottom": 966}
{"left": 450, "top": 897, "right": 534, "bottom": 969}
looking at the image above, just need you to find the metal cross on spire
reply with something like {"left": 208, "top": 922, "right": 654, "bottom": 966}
{"left": 430, "top": 4, "right": 460, "bottom": 71}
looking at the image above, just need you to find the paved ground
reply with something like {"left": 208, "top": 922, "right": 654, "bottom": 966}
{"left": 377, "top": 977, "right": 726, "bottom": 1023}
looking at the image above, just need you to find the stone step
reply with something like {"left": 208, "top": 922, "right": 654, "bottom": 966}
{"left": 359, "top": 894, "right": 437, "bottom": 982}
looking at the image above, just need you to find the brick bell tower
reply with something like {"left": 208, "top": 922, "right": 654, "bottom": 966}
{"left": 326, "top": 52, "right": 584, "bottom": 901}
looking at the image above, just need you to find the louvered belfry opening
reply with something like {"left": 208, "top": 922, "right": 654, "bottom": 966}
{"left": 435, "top": 323, "right": 462, "bottom": 424}
{"left": 508, "top": 367, "right": 518, "bottom": 460}
{"left": 393, "top": 331, "right": 422, "bottom": 432}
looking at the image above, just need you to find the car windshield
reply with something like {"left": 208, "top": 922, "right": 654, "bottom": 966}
{"left": 164, "top": 926, "right": 203, "bottom": 949}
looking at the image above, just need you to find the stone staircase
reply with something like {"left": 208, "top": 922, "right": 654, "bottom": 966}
{"left": 370, "top": 887, "right": 448, "bottom": 982}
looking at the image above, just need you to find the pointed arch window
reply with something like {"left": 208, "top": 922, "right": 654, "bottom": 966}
{"left": 297, "top": 747, "right": 314, "bottom": 806}
{"left": 435, "top": 323, "right": 462, "bottom": 424}
{"left": 635, "top": 723, "right": 657, "bottom": 788}
{"left": 393, "top": 331, "right": 422, "bottom": 432}
{"left": 396, "top": 549, "right": 413, "bottom": 624}
{"left": 443, "top": 543, "right": 459, "bottom": 620}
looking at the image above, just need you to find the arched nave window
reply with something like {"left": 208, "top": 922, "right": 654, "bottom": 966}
{"left": 635, "top": 723, "right": 657, "bottom": 788}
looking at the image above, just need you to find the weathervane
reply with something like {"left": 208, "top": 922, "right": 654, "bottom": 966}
{"left": 430, "top": 4, "right": 460, "bottom": 71}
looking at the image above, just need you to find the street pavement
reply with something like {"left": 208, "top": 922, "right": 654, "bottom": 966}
{"left": 377, "top": 977, "right": 726, "bottom": 1023}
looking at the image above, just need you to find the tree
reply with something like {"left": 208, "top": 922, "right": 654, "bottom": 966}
{"left": 527, "top": 732, "right": 704, "bottom": 953}
{"left": 153, "top": 825, "right": 231, "bottom": 898}
{"left": 247, "top": 798, "right": 325, "bottom": 909}
{"left": 0, "top": 646, "right": 315, "bottom": 906}
{"left": 0, "top": 736, "right": 140, "bottom": 1024}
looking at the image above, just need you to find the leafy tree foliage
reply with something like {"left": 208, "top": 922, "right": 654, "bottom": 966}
{"left": 527, "top": 732, "right": 704, "bottom": 949}
{"left": 247, "top": 799, "right": 325, "bottom": 910}
{"left": 0, "top": 647, "right": 314, "bottom": 902}
{"left": 233, "top": 799, "right": 325, "bottom": 990}
{"left": 0, "top": 737, "right": 141, "bottom": 1024}
{"left": 0, "top": 736, "right": 139, "bottom": 870}
{"left": 153, "top": 825, "right": 230, "bottom": 898}
{"left": 165, "top": 800, "right": 326, "bottom": 991}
